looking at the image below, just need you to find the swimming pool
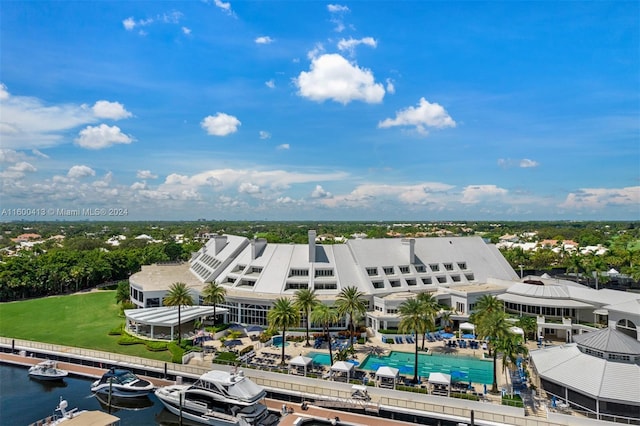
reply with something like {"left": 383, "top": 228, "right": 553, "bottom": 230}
{"left": 359, "top": 351, "right": 493, "bottom": 385}
{"left": 272, "top": 335, "right": 290, "bottom": 347}
{"left": 307, "top": 351, "right": 331, "bottom": 366}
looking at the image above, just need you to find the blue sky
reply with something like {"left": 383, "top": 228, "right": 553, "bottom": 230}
{"left": 1, "top": 1, "right": 638, "bottom": 221}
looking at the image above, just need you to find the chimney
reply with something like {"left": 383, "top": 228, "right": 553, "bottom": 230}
{"left": 251, "top": 238, "right": 267, "bottom": 260}
{"left": 308, "top": 230, "right": 316, "bottom": 263}
{"left": 402, "top": 238, "right": 416, "bottom": 264}
{"left": 213, "top": 235, "right": 228, "bottom": 255}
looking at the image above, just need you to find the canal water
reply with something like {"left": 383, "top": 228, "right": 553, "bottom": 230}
{"left": 0, "top": 363, "right": 181, "bottom": 425}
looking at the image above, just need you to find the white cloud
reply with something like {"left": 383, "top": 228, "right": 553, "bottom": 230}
{"left": 337, "top": 37, "right": 377, "bottom": 54}
{"left": 311, "top": 185, "right": 332, "bottom": 198}
{"left": 92, "top": 101, "right": 132, "bottom": 120}
{"left": 327, "top": 4, "right": 349, "bottom": 13}
{"left": 255, "top": 36, "right": 274, "bottom": 44}
{"left": 327, "top": 4, "right": 349, "bottom": 32}
{"left": 32, "top": 149, "right": 49, "bottom": 159}
{"left": 182, "top": 26, "right": 192, "bottom": 35}
{"left": 0, "top": 149, "right": 25, "bottom": 163}
{"left": 122, "top": 17, "right": 136, "bottom": 30}
{"left": 265, "top": 80, "right": 275, "bottom": 89}
{"left": 201, "top": 113, "right": 241, "bottom": 136}
{"left": 320, "top": 182, "right": 454, "bottom": 208}
{"left": 276, "top": 144, "right": 290, "bottom": 150}
{"left": 137, "top": 170, "right": 158, "bottom": 179}
{"left": 461, "top": 185, "right": 508, "bottom": 204}
{"left": 378, "top": 97, "right": 456, "bottom": 135}
{"left": 130, "top": 181, "right": 147, "bottom": 190}
{"left": 75, "top": 124, "right": 134, "bottom": 149}
{"left": 160, "top": 11, "right": 182, "bottom": 24}
{"left": 519, "top": 158, "right": 539, "bottom": 168}
{"left": 213, "top": 0, "right": 233, "bottom": 14}
{"left": 0, "top": 161, "right": 37, "bottom": 179}
{"left": 259, "top": 131, "right": 271, "bottom": 139}
{"left": 560, "top": 186, "right": 640, "bottom": 209}
{"left": 295, "top": 53, "right": 385, "bottom": 104}
{"left": 67, "top": 165, "right": 96, "bottom": 179}
{"left": 239, "top": 182, "right": 261, "bottom": 194}
{"left": 385, "top": 78, "right": 395, "bottom": 94}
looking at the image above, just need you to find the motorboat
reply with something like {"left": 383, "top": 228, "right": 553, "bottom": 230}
{"left": 154, "top": 369, "right": 280, "bottom": 425}
{"left": 28, "top": 360, "right": 68, "bottom": 381}
{"left": 28, "top": 397, "right": 120, "bottom": 426}
{"left": 91, "top": 367, "right": 155, "bottom": 398}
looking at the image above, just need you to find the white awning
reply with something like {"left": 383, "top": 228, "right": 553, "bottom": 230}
{"left": 375, "top": 366, "right": 399, "bottom": 379}
{"left": 593, "top": 309, "right": 609, "bottom": 316}
{"left": 428, "top": 372, "right": 451, "bottom": 385}
{"left": 497, "top": 293, "right": 592, "bottom": 308}
{"left": 459, "top": 322, "right": 475, "bottom": 332}
{"left": 125, "top": 305, "right": 227, "bottom": 327}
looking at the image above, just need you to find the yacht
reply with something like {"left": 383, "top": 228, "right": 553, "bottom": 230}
{"left": 28, "top": 397, "right": 120, "bottom": 426}
{"left": 28, "top": 360, "right": 68, "bottom": 381}
{"left": 154, "top": 369, "right": 280, "bottom": 426}
{"left": 91, "top": 368, "right": 155, "bottom": 398}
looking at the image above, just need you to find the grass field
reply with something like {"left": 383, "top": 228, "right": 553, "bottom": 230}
{"left": 0, "top": 290, "right": 171, "bottom": 362}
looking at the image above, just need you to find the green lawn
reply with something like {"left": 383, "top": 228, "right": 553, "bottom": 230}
{"left": 0, "top": 290, "right": 171, "bottom": 362}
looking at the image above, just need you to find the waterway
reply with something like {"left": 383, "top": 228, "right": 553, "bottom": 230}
{"left": 0, "top": 364, "right": 180, "bottom": 425}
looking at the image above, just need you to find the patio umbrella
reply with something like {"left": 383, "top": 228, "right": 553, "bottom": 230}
{"left": 223, "top": 339, "right": 243, "bottom": 347}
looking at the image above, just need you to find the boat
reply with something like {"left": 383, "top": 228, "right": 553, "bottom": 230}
{"left": 28, "top": 397, "right": 120, "bottom": 426}
{"left": 91, "top": 367, "right": 155, "bottom": 398}
{"left": 154, "top": 369, "right": 280, "bottom": 425}
{"left": 28, "top": 360, "right": 68, "bottom": 381}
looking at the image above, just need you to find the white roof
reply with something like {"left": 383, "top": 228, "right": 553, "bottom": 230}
{"left": 288, "top": 355, "right": 313, "bottom": 367}
{"left": 573, "top": 328, "right": 640, "bottom": 355}
{"left": 530, "top": 344, "right": 640, "bottom": 404}
{"left": 428, "top": 372, "right": 451, "bottom": 385}
{"left": 375, "top": 366, "right": 399, "bottom": 378}
{"left": 604, "top": 298, "right": 640, "bottom": 317}
{"left": 331, "top": 361, "right": 355, "bottom": 372}
{"left": 497, "top": 292, "right": 592, "bottom": 308}
{"left": 509, "top": 326, "right": 524, "bottom": 335}
{"left": 125, "top": 305, "right": 221, "bottom": 327}
{"left": 459, "top": 322, "right": 475, "bottom": 331}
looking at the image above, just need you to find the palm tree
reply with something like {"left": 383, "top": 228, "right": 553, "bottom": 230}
{"left": 417, "top": 292, "right": 438, "bottom": 350}
{"left": 115, "top": 280, "right": 130, "bottom": 305}
{"left": 201, "top": 281, "right": 226, "bottom": 327}
{"left": 475, "top": 308, "right": 511, "bottom": 393}
{"left": 163, "top": 282, "right": 194, "bottom": 346}
{"left": 267, "top": 297, "right": 300, "bottom": 365}
{"left": 516, "top": 316, "right": 537, "bottom": 343}
{"left": 335, "top": 286, "right": 367, "bottom": 350}
{"left": 495, "top": 333, "right": 529, "bottom": 379}
{"left": 294, "top": 288, "right": 319, "bottom": 346}
{"left": 311, "top": 303, "right": 339, "bottom": 366}
{"left": 398, "top": 297, "right": 428, "bottom": 383}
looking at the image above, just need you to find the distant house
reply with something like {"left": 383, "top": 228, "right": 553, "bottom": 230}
{"left": 11, "top": 233, "right": 41, "bottom": 243}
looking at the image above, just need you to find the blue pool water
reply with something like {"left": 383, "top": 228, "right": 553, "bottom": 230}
{"left": 272, "top": 335, "right": 289, "bottom": 347}
{"left": 360, "top": 351, "right": 493, "bottom": 385}
{"left": 307, "top": 351, "right": 331, "bottom": 366}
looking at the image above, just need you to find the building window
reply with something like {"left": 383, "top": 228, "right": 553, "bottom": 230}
{"left": 429, "top": 264, "right": 440, "bottom": 272}
{"left": 457, "top": 262, "right": 467, "bottom": 270}
{"left": 372, "top": 281, "right": 384, "bottom": 289}
{"left": 251, "top": 266, "right": 263, "bottom": 273}
{"left": 387, "top": 308, "right": 398, "bottom": 314}
{"left": 290, "top": 268, "right": 309, "bottom": 277}
{"left": 607, "top": 354, "right": 630, "bottom": 361}
{"left": 315, "top": 282, "right": 337, "bottom": 290}
{"left": 366, "top": 267, "right": 378, "bottom": 276}
{"left": 415, "top": 265, "right": 426, "bottom": 273}
{"left": 437, "top": 276, "right": 447, "bottom": 284}
{"left": 399, "top": 266, "right": 410, "bottom": 274}
{"left": 451, "top": 275, "right": 461, "bottom": 282}
{"left": 406, "top": 279, "right": 417, "bottom": 286}
{"left": 422, "top": 277, "right": 432, "bottom": 285}
{"left": 315, "top": 269, "right": 334, "bottom": 277}
{"left": 285, "top": 282, "right": 308, "bottom": 290}
{"left": 238, "top": 279, "right": 255, "bottom": 287}
{"left": 444, "top": 263, "right": 454, "bottom": 271}
{"left": 465, "top": 273, "right": 475, "bottom": 281}
{"left": 456, "top": 302, "right": 465, "bottom": 313}
{"left": 383, "top": 266, "right": 394, "bottom": 275}
{"left": 146, "top": 298, "right": 160, "bottom": 308}
{"left": 389, "top": 280, "right": 401, "bottom": 287}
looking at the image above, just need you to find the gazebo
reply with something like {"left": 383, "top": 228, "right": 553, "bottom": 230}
{"left": 459, "top": 322, "right": 476, "bottom": 338}
{"left": 375, "top": 366, "right": 399, "bottom": 389}
{"left": 330, "top": 361, "right": 354, "bottom": 382}
{"left": 428, "top": 372, "right": 451, "bottom": 396}
{"left": 288, "top": 355, "right": 313, "bottom": 376}
{"left": 124, "top": 306, "right": 224, "bottom": 340}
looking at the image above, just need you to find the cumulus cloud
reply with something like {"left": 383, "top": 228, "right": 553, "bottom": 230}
{"left": 327, "top": 4, "right": 349, "bottom": 12}
{"left": 0, "top": 161, "right": 37, "bottom": 179}
{"left": 327, "top": 4, "right": 349, "bottom": 32}
{"left": 560, "top": 186, "right": 640, "bottom": 209}
{"left": 239, "top": 182, "right": 261, "bottom": 194}
{"left": 182, "top": 26, "right": 192, "bottom": 35}
{"left": 213, "top": 0, "right": 233, "bottom": 15}
{"left": 130, "top": 181, "right": 147, "bottom": 190}
{"left": 92, "top": 101, "right": 132, "bottom": 120}
{"left": 311, "top": 185, "right": 332, "bottom": 198}
{"left": 137, "top": 170, "right": 158, "bottom": 179}
{"left": 519, "top": 158, "right": 539, "bottom": 168}
{"left": 265, "top": 80, "right": 275, "bottom": 89}
{"left": 461, "top": 185, "right": 508, "bottom": 204}
{"left": 295, "top": 53, "right": 385, "bottom": 104}
{"left": 255, "top": 36, "right": 274, "bottom": 44}
{"left": 337, "top": 37, "right": 377, "bottom": 54}
{"left": 122, "top": 16, "right": 153, "bottom": 31}
{"left": 201, "top": 113, "right": 241, "bottom": 136}
{"left": 378, "top": 97, "right": 456, "bottom": 135}
{"left": 320, "top": 182, "right": 454, "bottom": 208}
{"left": 276, "top": 144, "right": 290, "bottom": 150}
{"left": 259, "top": 131, "right": 271, "bottom": 139}
{"left": 75, "top": 124, "right": 133, "bottom": 149}
{"left": 67, "top": 165, "right": 96, "bottom": 179}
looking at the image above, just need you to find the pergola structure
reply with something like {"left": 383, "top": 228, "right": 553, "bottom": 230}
{"left": 330, "top": 361, "right": 354, "bottom": 382}
{"left": 288, "top": 355, "right": 313, "bottom": 376}
{"left": 124, "top": 306, "right": 228, "bottom": 340}
{"left": 375, "top": 366, "right": 399, "bottom": 389}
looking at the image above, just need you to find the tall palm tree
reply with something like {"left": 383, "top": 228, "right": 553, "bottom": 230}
{"left": 516, "top": 316, "right": 537, "bottom": 343}
{"left": 201, "top": 281, "right": 227, "bottom": 326}
{"left": 163, "top": 282, "right": 194, "bottom": 346}
{"left": 311, "top": 303, "right": 339, "bottom": 366}
{"left": 335, "top": 286, "right": 367, "bottom": 350}
{"left": 398, "top": 297, "right": 428, "bottom": 383}
{"left": 495, "top": 333, "right": 529, "bottom": 379}
{"left": 417, "top": 292, "right": 439, "bottom": 350}
{"left": 294, "top": 288, "right": 319, "bottom": 346}
{"left": 267, "top": 297, "right": 300, "bottom": 365}
{"left": 476, "top": 308, "right": 511, "bottom": 393}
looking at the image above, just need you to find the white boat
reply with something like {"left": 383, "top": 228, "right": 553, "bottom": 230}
{"left": 28, "top": 397, "right": 120, "bottom": 426}
{"left": 28, "top": 360, "right": 68, "bottom": 381}
{"left": 91, "top": 367, "right": 155, "bottom": 398}
{"left": 155, "top": 369, "right": 280, "bottom": 426}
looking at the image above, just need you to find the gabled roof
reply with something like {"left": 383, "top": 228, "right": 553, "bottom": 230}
{"left": 604, "top": 298, "right": 640, "bottom": 316}
{"left": 573, "top": 327, "right": 640, "bottom": 356}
